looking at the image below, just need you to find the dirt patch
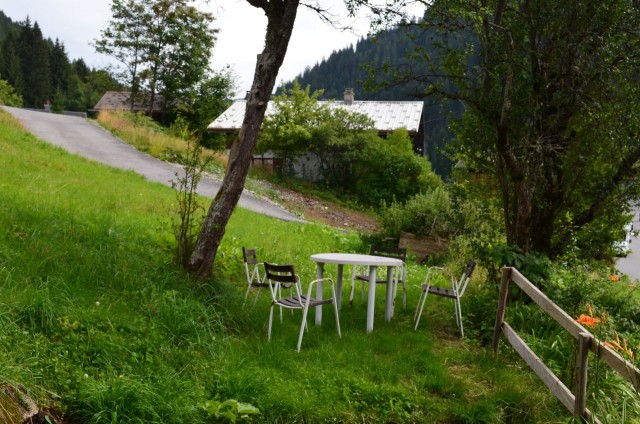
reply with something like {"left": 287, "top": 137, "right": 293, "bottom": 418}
{"left": 260, "top": 184, "right": 379, "bottom": 233}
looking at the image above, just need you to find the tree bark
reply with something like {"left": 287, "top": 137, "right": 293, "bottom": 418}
{"left": 188, "top": 0, "right": 300, "bottom": 280}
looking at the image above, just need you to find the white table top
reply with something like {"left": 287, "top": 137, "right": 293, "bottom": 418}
{"left": 310, "top": 253, "right": 403, "bottom": 267}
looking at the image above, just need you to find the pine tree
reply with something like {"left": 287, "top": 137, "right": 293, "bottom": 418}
{"left": 18, "top": 20, "right": 51, "bottom": 108}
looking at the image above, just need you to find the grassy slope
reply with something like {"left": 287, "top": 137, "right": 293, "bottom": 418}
{"left": 0, "top": 110, "right": 564, "bottom": 423}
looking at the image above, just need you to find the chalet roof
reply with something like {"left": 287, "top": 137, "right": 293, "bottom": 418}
{"left": 208, "top": 99, "right": 424, "bottom": 134}
{"left": 92, "top": 91, "right": 165, "bottom": 113}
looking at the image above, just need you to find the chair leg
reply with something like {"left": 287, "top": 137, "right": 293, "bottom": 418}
{"left": 297, "top": 303, "right": 310, "bottom": 352}
{"left": 456, "top": 297, "right": 464, "bottom": 338}
{"left": 252, "top": 288, "right": 262, "bottom": 308}
{"left": 268, "top": 304, "right": 275, "bottom": 341}
{"left": 349, "top": 279, "right": 356, "bottom": 307}
{"left": 243, "top": 284, "right": 252, "bottom": 308}
{"left": 401, "top": 267, "right": 407, "bottom": 309}
{"left": 332, "top": 299, "right": 342, "bottom": 338}
{"left": 414, "top": 288, "right": 429, "bottom": 330}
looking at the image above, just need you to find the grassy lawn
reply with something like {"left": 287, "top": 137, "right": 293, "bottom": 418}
{"left": 0, "top": 109, "right": 566, "bottom": 423}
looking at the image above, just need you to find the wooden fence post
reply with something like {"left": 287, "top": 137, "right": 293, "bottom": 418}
{"left": 575, "top": 332, "right": 591, "bottom": 419}
{"left": 492, "top": 267, "right": 512, "bottom": 354}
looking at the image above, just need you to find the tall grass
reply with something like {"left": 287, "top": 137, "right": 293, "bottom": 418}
{"left": 97, "top": 110, "right": 226, "bottom": 168}
{"left": 0, "top": 109, "right": 566, "bottom": 423}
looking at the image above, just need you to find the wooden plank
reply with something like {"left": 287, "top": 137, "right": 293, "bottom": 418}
{"left": 575, "top": 333, "right": 591, "bottom": 418}
{"left": 492, "top": 267, "right": 512, "bottom": 353}
{"left": 508, "top": 268, "right": 587, "bottom": 339}
{"left": 502, "top": 322, "right": 576, "bottom": 412}
{"left": 591, "top": 342, "right": 640, "bottom": 388}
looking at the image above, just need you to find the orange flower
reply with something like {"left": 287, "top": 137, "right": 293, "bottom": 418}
{"left": 576, "top": 314, "right": 601, "bottom": 328}
{"left": 611, "top": 275, "right": 620, "bottom": 282}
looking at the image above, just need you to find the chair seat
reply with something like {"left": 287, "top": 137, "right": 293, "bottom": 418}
{"left": 423, "top": 285, "right": 457, "bottom": 299}
{"left": 275, "top": 295, "right": 334, "bottom": 309}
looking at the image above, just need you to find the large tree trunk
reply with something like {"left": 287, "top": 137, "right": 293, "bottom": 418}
{"left": 188, "top": 0, "right": 300, "bottom": 280}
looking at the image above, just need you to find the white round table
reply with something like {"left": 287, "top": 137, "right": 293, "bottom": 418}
{"left": 310, "top": 253, "right": 403, "bottom": 333}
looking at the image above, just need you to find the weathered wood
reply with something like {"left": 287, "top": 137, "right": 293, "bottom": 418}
{"left": 591, "top": 342, "right": 640, "bottom": 388}
{"left": 509, "top": 267, "right": 587, "bottom": 339}
{"left": 575, "top": 332, "right": 591, "bottom": 418}
{"left": 492, "top": 267, "right": 512, "bottom": 353}
{"left": 503, "top": 322, "right": 576, "bottom": 412}
{"left": 398, "top": 232, "right": 448, "bottom": 262}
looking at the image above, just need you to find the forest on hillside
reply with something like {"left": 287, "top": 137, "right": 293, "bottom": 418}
{"left": 0, "top": 11, "right": 122, "bottom": 112}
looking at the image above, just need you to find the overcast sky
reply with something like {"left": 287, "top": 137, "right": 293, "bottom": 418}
{"left": 0, "top": 0, "right": 386, "bottom": 97}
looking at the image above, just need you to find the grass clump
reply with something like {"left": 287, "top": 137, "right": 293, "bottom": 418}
{"left": 0, "top": 108, "right": 567, "bottom": 423}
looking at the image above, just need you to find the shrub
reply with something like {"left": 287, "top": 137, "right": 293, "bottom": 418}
{"left": 0, "top": 79, "right": 23, "bottom": 107}
{"left": 378, "top": 187, "right": 455, "bottom": 239}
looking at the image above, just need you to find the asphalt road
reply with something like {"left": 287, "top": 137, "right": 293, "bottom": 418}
{"left": 3, "top": 106, "right": 304, "bottom": 223}
{"left": 616, "top": 209, "right": 640, "bottom": 281}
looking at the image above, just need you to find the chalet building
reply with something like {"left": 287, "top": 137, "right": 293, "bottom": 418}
{"left": 91, "top": 91, "right": 165, "bottom": 120}
{"left": 208, "top": 89, "right": 426, "bottom": 154}
{"left": 208, "top": 89, "right": 426, "bottom": 180}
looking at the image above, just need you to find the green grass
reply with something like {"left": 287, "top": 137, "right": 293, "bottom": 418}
{"left": 0, "top": 110, "right": 566, "bottom": 423}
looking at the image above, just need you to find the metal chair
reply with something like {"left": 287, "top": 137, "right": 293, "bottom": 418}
{"left": 349, "top": 245, "right": 407, "bottom": 309}
{"left": 242, "top": 247, "right": 268, "bottom": 308}
{"left": 264, "top": 262, "right": 341, "bottom": 352}
{"left": 242, "top": 248, "right": 292, "bottom": 320}
{"left": 414, "top": 260, "right": 476, "bottom": 337}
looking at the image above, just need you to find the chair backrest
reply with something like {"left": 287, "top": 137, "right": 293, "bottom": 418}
{"left": 456, "top": 259, "right": 476, "bottom": 297}
{"left": 370, "top": 245, "right": 407, "bottom": 261}
{"left": 264, "top": 262, "right": 300, "bottom": 301}
{"left": 243, "top": 247, "right": 261, "bottom": 284}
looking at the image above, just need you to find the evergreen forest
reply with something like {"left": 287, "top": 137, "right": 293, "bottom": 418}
{"left": 0, "top": 11, "right": 123, "bottom": 113}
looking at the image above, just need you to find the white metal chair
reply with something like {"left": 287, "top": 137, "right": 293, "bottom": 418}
{"left": 242, "top": 247, "right": 268, "bottom": 308}
{"left": 349, "top": 245, "right": 407, "bottom": 310}
{"left": 264, "top": 262, "right": 341, "bottom": 352}
{"left": 414, "top": 260, "right": 476, "bottom": 337}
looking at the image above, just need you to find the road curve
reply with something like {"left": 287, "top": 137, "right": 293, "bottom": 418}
{"left": 3, "top": 106, "right": 304, "bottom": 223}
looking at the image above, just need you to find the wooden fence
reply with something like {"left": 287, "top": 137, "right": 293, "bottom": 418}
{"left": 492, "top": 267, "right": 640, "bottom": 423}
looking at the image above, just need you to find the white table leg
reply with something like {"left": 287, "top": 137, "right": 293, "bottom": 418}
{"left": 366, "top": 266, "right": 377, "bottom": 333}
{"left": 315, "top": 262, "right": 324, "bottom": 326}
{"left": 385, "top": 266, "right": 394, "bottom": 321}
{"left": 335, "top": 264, "right": 344, "bottom": 310}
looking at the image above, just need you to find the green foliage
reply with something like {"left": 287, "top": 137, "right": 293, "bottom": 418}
{"left": 51, "top": 88, "right": 64, "bottom": 113}
{"left": 354, "top": 128, "right": 441, "bottom": 206}
{"left": 480, "top": 244, "right": 552, "bottom": 287}
{"left": 169, "top": 118, "right": 213, "bottom": 268}
{"left": 0, "top": 78, "right": 22, "bottom": 106}
{"left": 95, "top": 0, "right": 223, "bottom": 120}
{"left": 203, "top": 399, "right": 260, "bottom": 423}
{"left": 261, "top": 81, "right": 442, "bottom": 207}
{"left": 378, "top": 187, "right": 453, "bottom": 239}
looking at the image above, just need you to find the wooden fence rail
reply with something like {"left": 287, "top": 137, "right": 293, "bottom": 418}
{"left": 493, "top": 267, "right": 640, "bottom": 423}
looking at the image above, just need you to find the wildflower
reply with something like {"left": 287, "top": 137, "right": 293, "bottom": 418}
{"left": 576, "top": 314, "right": 600, "bottom": 328}
{"left": 611, "top": 275, "right": 620, "bottom": 282}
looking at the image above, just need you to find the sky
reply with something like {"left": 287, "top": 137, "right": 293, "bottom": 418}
{"left": 0, "top": 0, "right": 384, "bottom": 97}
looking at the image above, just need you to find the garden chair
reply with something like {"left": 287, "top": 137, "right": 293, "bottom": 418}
{"left": 264, "top": 262, "right": 341, "bottom": 352}
{"left": 413, "top": 260, "right": 476, "bottom": 337}
{"left": 242, "top": 248, "right": 292, "bottom": 320}
{"left": 349, "top": 245, "right": 407, "bottom": 310}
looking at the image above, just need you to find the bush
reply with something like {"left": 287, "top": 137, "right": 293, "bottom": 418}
{"left": 378, "top": 187, "right": 455, "bottom": 239}
{"left": 0, "top": 79, "right": 23, "bottom": 107}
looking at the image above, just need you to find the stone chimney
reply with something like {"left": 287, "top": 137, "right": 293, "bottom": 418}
{"left": 344, "top": 88, "right": 354, "bottom": 105}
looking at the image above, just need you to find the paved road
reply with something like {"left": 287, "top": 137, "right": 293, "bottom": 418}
{"left": 616, "top": 209, "right": 640, "bottom": 281}
{"left": 3, "top": 106, "right": 304, "bottom": 223}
